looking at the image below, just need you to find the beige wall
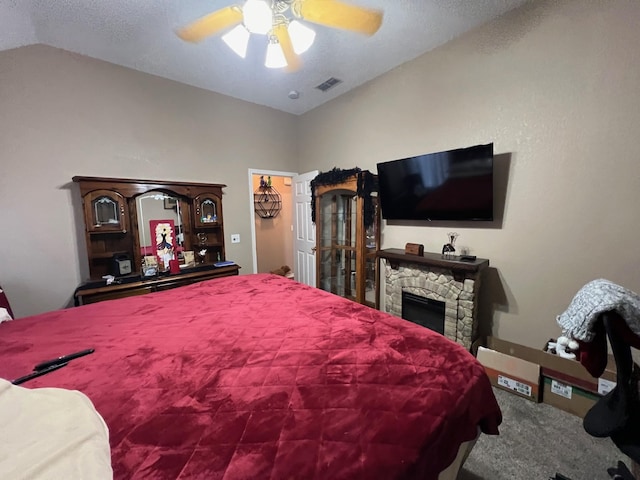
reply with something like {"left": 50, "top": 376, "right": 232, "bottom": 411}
{"left": 252, "top": 175, "right": 294, "bottom": 274}
{"left": 0, "top": 45, "right": 298, "bottom": 317}
{"left": 297, "top": 0, "right": 640, "bottom": 348}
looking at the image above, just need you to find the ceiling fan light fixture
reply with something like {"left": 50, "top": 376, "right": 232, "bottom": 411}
{"left": 242, "top": 0, "right": 273, "bottom": 35}
{"left": 288, "top": 20, "right": 316, "bottom": 55}
{"left": 222, "top": 25, "right": 251, "bottom": 58}
{"left": 265, "top": 39, "right": 288, "bottom": 69}
{"left": 177, "top": 0, "right": 384, "bottom": 72}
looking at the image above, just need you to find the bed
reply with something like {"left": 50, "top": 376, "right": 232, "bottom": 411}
{"left": 0, "top": 273, "right": 501, "bottom": 479}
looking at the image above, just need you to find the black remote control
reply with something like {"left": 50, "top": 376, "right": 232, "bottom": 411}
{"left": 459, "top": 255, "right": 477, "bottom": 262}
{"left": 33, "top": 348, "right": 95, "bottom": 371}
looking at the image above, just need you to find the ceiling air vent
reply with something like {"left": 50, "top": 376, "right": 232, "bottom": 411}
{"left": 315, "top": 77, "right": 343, "bottom": 92}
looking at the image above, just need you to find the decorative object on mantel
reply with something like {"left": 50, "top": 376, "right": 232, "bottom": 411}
{"left": 310, "top": 167, "right": 377, "bottom": 227}
{"left": 442, "top": 232, "right": 459, "bottom": 259}
{"left": 404, "top": 243, "right": 424, "bottom": 256}
{"left": 254, "top": 180, "right": 282, "bottom": 218}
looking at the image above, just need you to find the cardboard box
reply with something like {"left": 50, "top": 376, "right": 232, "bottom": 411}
{"left": 477, "top": 339, "right": 542, "bottom": 402}
{"left": 539, "top": 342, "right": 617, "bottom": 417}
{"left": 542, "top": 377, "right": 601, "bottom": 418}
{"left": 478, "top": 337, "right": 619, "bottom": 412}
{"left": 540, "top": 342, "right": 617, "bottom": 395}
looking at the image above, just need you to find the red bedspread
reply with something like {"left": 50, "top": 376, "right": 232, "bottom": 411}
{"left": 0, "top": 274, "right": 501, "bottom": 479}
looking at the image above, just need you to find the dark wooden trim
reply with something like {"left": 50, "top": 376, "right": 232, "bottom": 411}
{"left": 377, "top": 248, "right": 489, "bottom": 273}
{"left": 72, "top": 176, "right": 226, "bottom": 189}
{"left": 73, "top": 178, "right": 226, "bottom": 199}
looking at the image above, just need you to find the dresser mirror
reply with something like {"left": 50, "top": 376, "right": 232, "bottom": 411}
{"left": 135, "top": 191, "right": 184, "bottom": 263}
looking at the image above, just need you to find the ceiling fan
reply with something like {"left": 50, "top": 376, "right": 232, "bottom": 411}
{"left": 176, "top": 0, "right": 383, "bottom": 72}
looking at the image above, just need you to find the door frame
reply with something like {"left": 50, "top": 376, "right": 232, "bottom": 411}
{"left": 247, "top": 168, "right": 298, "bottom": 274}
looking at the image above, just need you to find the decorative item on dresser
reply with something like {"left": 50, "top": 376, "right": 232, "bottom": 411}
{"left": 311, "top": 168, "right": 380, "bottom": 308}
{"left": 72, "top": 176, "right": 240, "bottom": 305}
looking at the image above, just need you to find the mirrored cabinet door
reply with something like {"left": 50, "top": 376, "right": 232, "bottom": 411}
{"left": 84, "top": 190, "right": 128, "bottom": 233}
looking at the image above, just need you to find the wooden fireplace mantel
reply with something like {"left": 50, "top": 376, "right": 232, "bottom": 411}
{"left": 377, "top": 248, "right": 489, "bottom": 274}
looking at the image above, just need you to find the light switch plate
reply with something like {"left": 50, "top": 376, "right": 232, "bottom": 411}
{"left": 231, "top": 234, "right": 240, "bottom": 243}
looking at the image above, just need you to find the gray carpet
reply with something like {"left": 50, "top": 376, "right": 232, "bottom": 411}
{"left": 458, "top": 387, "right": 633, "bottom": 480}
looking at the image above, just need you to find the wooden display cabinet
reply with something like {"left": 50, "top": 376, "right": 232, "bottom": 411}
{"left": 313, "top": 171, "right": 380, "bottom": 308}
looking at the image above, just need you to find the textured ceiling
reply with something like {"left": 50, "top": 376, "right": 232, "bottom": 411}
{"left": 0, "top": 0, "right": 530, "bottom": 115}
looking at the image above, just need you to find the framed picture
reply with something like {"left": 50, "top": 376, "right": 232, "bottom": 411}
{"left": 183, "top": 251, "right": 195, "bottom": 267}
{"left": 164, "top": 197, "right": 177, "bottom": 209}
{"left": 142, "top": 256, "right": 158, "bottom": 277}
{"left": 143, "top": 255, "right": 158, "bottom": 268}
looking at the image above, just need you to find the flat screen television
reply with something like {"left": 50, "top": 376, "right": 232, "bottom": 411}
{"left": 376, "top": 143, "right": 494, "bottom": 221}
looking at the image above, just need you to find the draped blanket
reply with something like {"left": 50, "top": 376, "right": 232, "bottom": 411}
{"left": 557, "top": 279, "right": 640, "bottom": 378}
{"left": 0, "top": 274, "right": 501, "bottom": 479}
{"left": 557, "top": 279, "right": 640, "bottom": 342}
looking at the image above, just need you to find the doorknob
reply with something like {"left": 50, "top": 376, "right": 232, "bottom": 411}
{"left": 311, "top": 246, "right": 317, "bottom": 253}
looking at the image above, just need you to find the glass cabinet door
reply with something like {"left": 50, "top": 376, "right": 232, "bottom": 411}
{"left": 318, "top": 191, "right": 357, "bottom": 302}
{"left": 83, "top": 189, "right": 128, "bottom": 233}
{"left": 364, "top": 195, "right": 380, "bottom": 307}
{"left": 193, "top": 193, "right": 221, "bottom": 228}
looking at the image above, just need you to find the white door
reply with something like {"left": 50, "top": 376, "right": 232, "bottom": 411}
{"left": 293, "top": 170, "right": 318, "bottom": 287}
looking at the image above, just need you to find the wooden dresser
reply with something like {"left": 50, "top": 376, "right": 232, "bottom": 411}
{"left": 73, "top": 176, "right": 240, "bottom": 304}
{"left": 74, "top": 264, "right": 239, "bottom": 305}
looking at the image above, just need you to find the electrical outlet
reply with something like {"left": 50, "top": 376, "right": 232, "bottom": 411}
{"left": 231, "top": 234, "right": 240, "bottom": 244}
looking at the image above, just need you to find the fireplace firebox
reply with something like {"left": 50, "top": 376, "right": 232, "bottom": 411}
{"left": 402, "top": 291, "right": 445, "bottom": 335}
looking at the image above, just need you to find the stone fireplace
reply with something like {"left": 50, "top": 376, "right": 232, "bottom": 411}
{"left": 378, "top": 249, "right": 489, "bottom": 350}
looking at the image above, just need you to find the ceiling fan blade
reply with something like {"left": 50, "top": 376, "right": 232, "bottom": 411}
{"left": 176, "top": 6, "right": 243, "bottom": 43}
{"left": 273, "top": 24, "right": 302, "bottom": 73}
{"left": 298, "top": 0, "right": 383, "bottom": 36}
